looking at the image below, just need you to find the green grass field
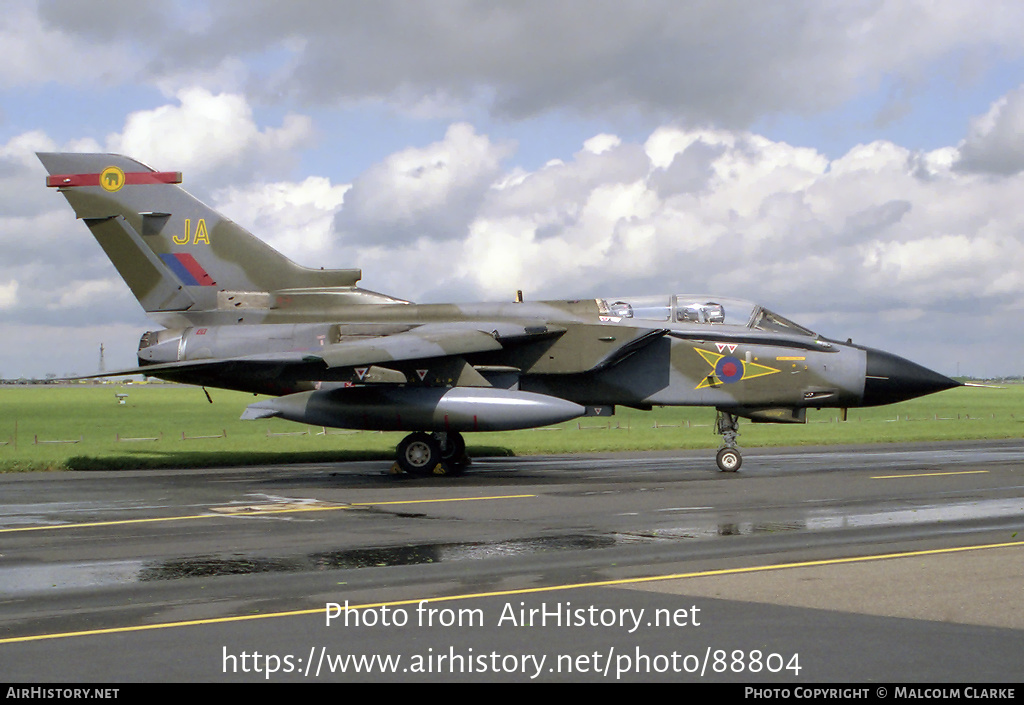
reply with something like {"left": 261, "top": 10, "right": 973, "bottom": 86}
{"left": 0, "top": 383, "right": 1020, "bottom": 472}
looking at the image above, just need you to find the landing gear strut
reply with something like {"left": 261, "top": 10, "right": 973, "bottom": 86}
{"left": 714, "top": 410, "right": 742, "bottom": 472}
{"left": 432, "top": 431, "right": 469, "bottom": 475}
{"left": 394, "top": 431, "right": 469, "bottom": 476}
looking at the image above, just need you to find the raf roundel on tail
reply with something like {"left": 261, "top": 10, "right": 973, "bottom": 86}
{"left": 39, "top": 152, "right": 962, "bottom": 476}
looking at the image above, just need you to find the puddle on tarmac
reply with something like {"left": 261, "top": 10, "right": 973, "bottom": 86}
{"left": 140, "top": 535, "right": 616, "bottom": 580}
{"left": 3, "top": 498, "right": 1020, "bottom": 592}
{"left": 0, "top": 536, "right": 616, "bottom": 592}
{"left": 614, "top": 498, "right": 1023, "bottom": 541}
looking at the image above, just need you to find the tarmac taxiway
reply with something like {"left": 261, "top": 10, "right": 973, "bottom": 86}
{"left": 1, "top": 440, "right": 1022, "bottom": 682}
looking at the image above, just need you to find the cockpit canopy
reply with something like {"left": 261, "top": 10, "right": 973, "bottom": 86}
{"left": 597, "top": 295, "right": 817, "bottom": 337}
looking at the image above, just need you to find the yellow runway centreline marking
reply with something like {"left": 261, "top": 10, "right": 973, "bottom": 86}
{"left": 0, "top": 494, "right": 536, "bottom": 534}
{"left": 872, "top": 470, "right": 989, "bottom": 479}
{"left": 2, "top": 539, "right": 1022, "bottom": 645}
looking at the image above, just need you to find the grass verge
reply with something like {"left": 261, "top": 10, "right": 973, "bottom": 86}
{"left": 0, "top": 383, "right": 1019, "bottom": 472}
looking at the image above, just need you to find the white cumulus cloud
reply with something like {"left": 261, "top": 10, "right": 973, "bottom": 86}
{"left": 213, "top": 177, "right": 350, "bottom": 262}
{"left": 956, "top": 84, "right": 1024, "bottom": 174}
{"left": 334, "top": 123, "right": 515, "bottom": 244}
{"left": 107, "top": 88, "right": 314, "bottom": 184}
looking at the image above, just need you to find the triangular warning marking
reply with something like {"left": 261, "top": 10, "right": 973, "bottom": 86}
{"left": 416, "top": 369, "right": 428, "bottom": 381}
{"left": 355, "top": 367, "right": 368, "bottom": 381}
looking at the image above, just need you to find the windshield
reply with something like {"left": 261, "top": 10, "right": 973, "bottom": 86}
{"left": 597, "top": 295, "right": 817, "bottom": 337}
{"left": 749, "top": 307, "right": 816, "bottom": 337}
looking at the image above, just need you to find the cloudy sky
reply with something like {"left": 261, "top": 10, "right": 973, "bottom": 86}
{"left": 2, "top": 0, "right": 1024, "bottom": 378}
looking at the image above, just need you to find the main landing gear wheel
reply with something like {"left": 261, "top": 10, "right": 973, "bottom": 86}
{"left": 396, "top": 432, "right": 442, "bottom": 476}
{"left": 716, "top": 447, "right": 742, "bottom": 472}
{"left": 433, "top": 431, "right": 469, "bottom": 476}
{"left": 394, "top": 432, "right": 469, "bottom": 477}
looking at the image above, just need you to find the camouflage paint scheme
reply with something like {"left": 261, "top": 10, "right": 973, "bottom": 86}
{"left": 39, "top": 153, "right": 960, "bottom": 475}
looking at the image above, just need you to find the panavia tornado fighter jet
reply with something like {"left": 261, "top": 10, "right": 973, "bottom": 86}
{"left": 39, "top": 153, "right": 961, "bottom": 475}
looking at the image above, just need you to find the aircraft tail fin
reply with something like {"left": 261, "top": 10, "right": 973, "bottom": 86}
{"left": 38, "top": 152, "right": 403, "bottom": 324}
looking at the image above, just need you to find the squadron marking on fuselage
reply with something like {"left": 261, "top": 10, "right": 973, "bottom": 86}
{"left": 694, "top": 348, "right": 780, "bottom": 389}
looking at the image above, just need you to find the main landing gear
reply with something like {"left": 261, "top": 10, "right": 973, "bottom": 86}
{"left": 714, "top": 410, "right": 742, "bottom": 472}
{"left": 393, "top": 431, "right": 470, "bottom": 477}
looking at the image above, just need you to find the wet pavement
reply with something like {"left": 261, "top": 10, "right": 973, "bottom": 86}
{"left": 1, "top": 440, "right": 1022, "bottom": 681}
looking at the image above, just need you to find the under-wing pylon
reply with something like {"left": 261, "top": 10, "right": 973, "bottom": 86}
{"left": 39, "top": 152, "right": 961, "bottom": 475}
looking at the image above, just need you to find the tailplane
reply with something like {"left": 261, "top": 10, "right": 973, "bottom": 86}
{"left": 39, "top": 152, "right": 405, "bottom": 326}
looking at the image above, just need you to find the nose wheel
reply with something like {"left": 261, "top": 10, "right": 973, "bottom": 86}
{"left": 716, "top": 447, "right": 742, "bottom": 472}
{"left": 715, "top": 410, "right": 742, "bottom": 472}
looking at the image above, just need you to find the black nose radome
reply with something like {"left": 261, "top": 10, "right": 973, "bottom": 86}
{"left": 862, "top": 348, "right": 961, "bottom": 406}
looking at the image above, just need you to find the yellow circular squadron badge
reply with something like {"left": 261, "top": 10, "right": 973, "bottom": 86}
{"left": 99, "top": 166, "right": 125, "bottom": 192}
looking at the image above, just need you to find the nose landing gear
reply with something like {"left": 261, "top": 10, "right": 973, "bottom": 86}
{"left": 715, "top": 410, "right": 742, "bottom": 472}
